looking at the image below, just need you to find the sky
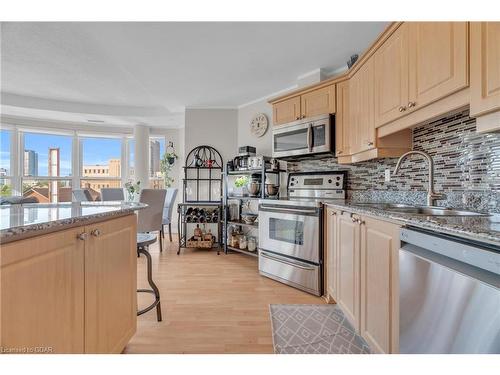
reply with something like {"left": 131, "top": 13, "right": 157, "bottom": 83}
{"left": 0, "top": 130, "right": 166, "bottom": 177}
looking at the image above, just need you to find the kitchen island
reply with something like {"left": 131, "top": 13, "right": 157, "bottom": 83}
{"left": 0, "top": 201, "right": 145, "bottom": 354}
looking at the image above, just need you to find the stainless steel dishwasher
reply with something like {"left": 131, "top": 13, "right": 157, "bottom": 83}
{"left": 399, "top": 227, "right": 500, "bottom": 354}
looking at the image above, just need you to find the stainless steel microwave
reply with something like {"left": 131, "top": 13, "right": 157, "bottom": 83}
{"left": 272, "top": 114, "right": 335, "bottom": 159}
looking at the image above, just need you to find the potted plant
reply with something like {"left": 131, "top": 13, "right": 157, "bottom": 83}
{"left": 233, "top": 175, "right": 249, "bottom": 197}
{"left": 160, "top": 151, "right": 178, "bottom": 188}
{"left": 125, "top": 180, "right": 141, "bottom": 201}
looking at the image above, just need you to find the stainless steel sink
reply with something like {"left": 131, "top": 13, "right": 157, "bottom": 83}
{"left": 353, "top": 203, "right": 489, "bottom": 217}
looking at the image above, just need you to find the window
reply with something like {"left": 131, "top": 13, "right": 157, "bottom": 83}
{"left": 21, "top": 132, "right": 73, "bottom": 203}
{"left": 128, "top": 139, "right": 135, "bottom": 179}
{"left": 23, "top": 132, "right": 72, "bottom": 177}
{"left": 81, "top": 137, "right": 122, "bottom": 200}
{"left": 0, "top": 130, "right": 11, "bottom": 196}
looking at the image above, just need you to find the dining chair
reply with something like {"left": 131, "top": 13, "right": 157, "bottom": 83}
{"left": 72, "top": 189, "right": 93, "bottom": 202}
{"left": 160, "top": 188, "right": 178, "bottom": 245}
{"left": 101, "top": 188, "right": 125, "bottom": 201}
{"left": 136, "top": 188, "right": 167, "bottom": 322}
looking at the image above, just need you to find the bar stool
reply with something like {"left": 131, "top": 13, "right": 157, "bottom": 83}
{"left": 137, "top": 233, "right": 162, "bottom": 321}
{"left": 136, "top": 189, "right": 167, "bottom": 322}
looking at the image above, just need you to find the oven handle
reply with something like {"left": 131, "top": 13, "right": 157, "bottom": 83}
{"left": 259, "top": 204, "right": 319, "bottom": 216}
{"left": 307, "top": 123, "right": 313, "bottom": 152}
{"left": 260, "top": 251, "right": 316, "bottom": 271}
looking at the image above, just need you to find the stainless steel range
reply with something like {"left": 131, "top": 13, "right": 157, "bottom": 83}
{"left": 258, "top": 171, "right": 347, "bottom": 296}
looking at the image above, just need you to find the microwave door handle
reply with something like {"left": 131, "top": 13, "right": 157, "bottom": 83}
{"left": 307, "top": 123, "right": 313, "bottom": 152}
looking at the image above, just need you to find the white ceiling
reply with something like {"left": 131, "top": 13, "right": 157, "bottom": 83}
{"left": 1, "top": 22, "right": 387, "bottom": 128}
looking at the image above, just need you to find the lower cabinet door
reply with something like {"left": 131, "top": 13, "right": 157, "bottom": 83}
{"left": 0, "top": 227, "right": 85, "bottom": 353}
{"left": 359, "top": 216, "right": 400, "bottom": 353}
{"left": 325, "top": 207, "right": 338, "bottom": 301}
{"left": 84, "top": 215, "right": 137, "bottom": 353}
{"left": 336, "top": 211, "right": 361, "bottom": 330}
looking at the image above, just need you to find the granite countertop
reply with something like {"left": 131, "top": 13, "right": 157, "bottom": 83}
{"left": 0, "top": 201, "right": 147, "bottom": 243}
{"left": 324, "top": 200, "right": 500, "bottom": 248}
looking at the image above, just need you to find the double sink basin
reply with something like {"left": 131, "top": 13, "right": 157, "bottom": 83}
{"left": 353, "top": 203, "right": 489, "bottom": 217}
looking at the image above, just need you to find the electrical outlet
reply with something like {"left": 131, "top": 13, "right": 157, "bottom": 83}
{"left": 385, "top": 169, "right": 391, "bottom": 182}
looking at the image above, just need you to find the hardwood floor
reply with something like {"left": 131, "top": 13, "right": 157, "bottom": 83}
{"left": 124, "top": 235, "right": 324, "bottom": 354}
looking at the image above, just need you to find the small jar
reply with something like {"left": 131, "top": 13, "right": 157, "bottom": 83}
{"left": 231, "top": 231, "right": 239, "bottom": 248}
{"left": 247, "top": 236, "right": 257, "bottom": 252}
{"left": 239, "top": 234, "right": 247, "bottom": 250}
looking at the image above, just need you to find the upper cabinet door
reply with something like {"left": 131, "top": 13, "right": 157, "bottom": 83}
{"left": 374, "top": 24, "right": 410, "bottom": 127}
{"left": 470, "top": 22, "right": 500, "bottom": 117}
{"left": 272, "top": 96, "right": 301, "bottom": 125}
{"left": 408, "top": 22, "right": 469, "bottom": 110}
{"left": 335, "top": 80, "right": 350, "bottom": 157}
{"left": 356, "top": 59, "right": 376, "bottom": 152}
{"left": 300, "top": 84, "right": 336, "bottom": 118}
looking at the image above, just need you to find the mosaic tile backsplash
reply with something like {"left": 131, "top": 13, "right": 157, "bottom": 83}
{"left": 288, "top": 109, "right": 500, "bottom": 213}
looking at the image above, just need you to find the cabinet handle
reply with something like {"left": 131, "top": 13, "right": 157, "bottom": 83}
{"left": 358, "top": 219, "right": 365, "bottom": 225}
{"left": 331, "top": 211, "right": 337, "bottom": 216}
{"left": 366, "top": 141, "right": 374, "bottom": 146}
{"left": 91, "top": 229, "right": 101, "bottom": 237}
{"left": 296, "top": 116, "right": 300, "bottom": 120}
{"left": 408, "top": 101, "right": 416, "bottom": 108}
{"left": 398, "top": 106, "right": 407, "bottom": 112}
{"left": 77, "top": 232, "right": 88, "bottom": 241}
{"left": 337, "top": 150, "right": 343, "bottom": 155}
{"left": 352, "top": 217, "right": 358, "bottom": 223}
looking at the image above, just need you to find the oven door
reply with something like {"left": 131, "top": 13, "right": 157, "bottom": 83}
{"left": 272, "top": 116, "right": 332, "bottom": 158}
{"left": 258, "top": 204, "right": 320, "bottom": 264}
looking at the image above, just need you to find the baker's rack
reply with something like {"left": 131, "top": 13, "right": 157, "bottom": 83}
{"left": 223, "top": 159, "right": 286, "bottom": 257}
{"left": 177, "top": 146, "right": 223, "bottom": 255}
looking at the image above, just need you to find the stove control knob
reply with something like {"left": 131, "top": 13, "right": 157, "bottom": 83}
{"left": 336, "top": 176, "right": 341, "bottom": 180}
{"left": 328, "top": 179, "right": 332, "bottom": 184}
{"left": 336, "top": 182, "right": 340, "bottom": 186}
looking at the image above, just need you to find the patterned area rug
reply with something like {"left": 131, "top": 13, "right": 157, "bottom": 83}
{"left": 269, "top": 304, "right": 371, "bottom": 354}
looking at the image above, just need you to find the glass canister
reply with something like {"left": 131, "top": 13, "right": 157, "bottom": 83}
{"left": 230, "top": 231, "right": 239, "bottom": 248}
{"left": 239, "top": 234, "right": 247, "bottom": 250}
{"left": 247, "top": 236, "right": 257, "bottom": 252}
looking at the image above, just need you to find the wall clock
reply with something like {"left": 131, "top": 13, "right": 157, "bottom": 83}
{"left": 250, "top": 113, "right": 268, "bottom": 138}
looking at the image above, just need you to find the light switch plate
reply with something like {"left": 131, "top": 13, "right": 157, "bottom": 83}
{"left": 385, "top": 169, "right": 391, "bottom": 182}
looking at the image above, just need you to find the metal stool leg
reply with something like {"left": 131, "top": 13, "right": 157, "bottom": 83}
{"left": 137, "top": 246, "right": 162, "bottom": 321}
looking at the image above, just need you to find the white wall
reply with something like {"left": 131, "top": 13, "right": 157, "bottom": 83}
{"left": 237, "top": 98, "right": 273, "bottom": 156}
{"left": 184, "top": 108, "right": 238, "bottom": 165}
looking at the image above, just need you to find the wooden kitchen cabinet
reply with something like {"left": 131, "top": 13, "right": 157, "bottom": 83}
{"left": 470, "top": 22, "right": 500, "bottom": 132}
{"left": 272, "top": 96, "right": 301, "bottom": 125}
{"left": 359, "top": 216, "right": 400, "bottom": 354}
{"left": 374, "top": 23, "right": 410, "bottom": 126}
{"left": 300, "top": 84, "right": 336, "bottom": 119}
{"left": 85, "top": 215, "right": 137, "bottom": 354}
{"left": 325, "top": 208, "right": 401, "bottom": 353}
{"left": 0, "top": 227, "right": 85, "bottom": 353}
{"left": 408, "top": 22, "right": 469, "bottom": 111}
{"left": 336, "top": 211, "right": 361, "bottom": 331}
{"left": 0, "top": 214, "right": 137, "bottom": 354}
{"left": 325, "top": 207, "right": 339, "bottom": 302}
{"left": 349, "top": 58, "right": 375, "bottom": 155}
{"left": 335, "top": 80, "right": 350, "bottom": 157}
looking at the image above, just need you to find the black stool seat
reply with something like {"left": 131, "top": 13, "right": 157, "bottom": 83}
{"left": 137, "top": 232, "right": 162, "bottom": 322}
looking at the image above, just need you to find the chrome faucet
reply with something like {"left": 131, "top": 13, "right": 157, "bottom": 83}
{"left": 392, "top": 150, "right": 445, "bottom": 206}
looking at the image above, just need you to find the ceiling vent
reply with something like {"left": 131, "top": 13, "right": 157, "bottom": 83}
{"left": 87, "top": 119, "right": 105, "bottom": 123}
